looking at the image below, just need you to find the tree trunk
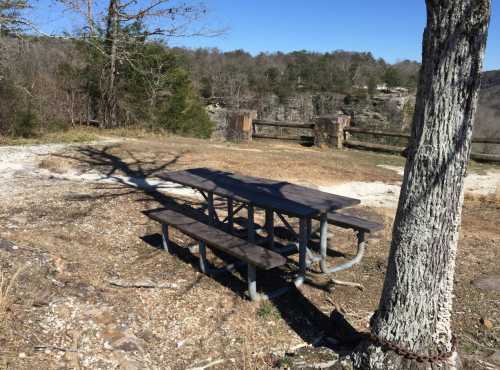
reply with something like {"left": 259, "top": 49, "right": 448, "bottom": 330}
{"left": 86, "top": 0, "right": 94, "bottom": 35}
{"left": 103, "top": 0, "right": 119, "bottom": 128}
{"left": 353, "top": 1, "right": 490, "bottom": 369}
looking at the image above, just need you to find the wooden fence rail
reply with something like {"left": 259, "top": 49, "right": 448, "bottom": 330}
{"left": 249, "top": 118, "right": 500, "bottom": 163}
{"left": 252, "top": 119, "right": 316, "bottom": 129}
{"left": 343, "top": 127, "right": 500, "bottom": 163}
{"left": 344, "top": 127, "right": 410, "bottom": 139}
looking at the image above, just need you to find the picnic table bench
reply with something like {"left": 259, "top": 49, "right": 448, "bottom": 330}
{"left": 146, "top": 167, "right": 383, "bottom": 298}
{"left": 144, "top": 208, "right": 287, "bottom": 301}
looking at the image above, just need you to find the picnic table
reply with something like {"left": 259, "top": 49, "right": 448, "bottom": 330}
{"left": 156, "top": 167, "right": 368, "bottom": 286}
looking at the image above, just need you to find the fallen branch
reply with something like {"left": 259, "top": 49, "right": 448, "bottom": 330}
{"left": 34, "top": 345, "right": 78, "bottom": 353}
{"left": 458, "top": 333, "right": 494, "bottom": 351}
{"left": 329, "top": 279, "right": 364, "bottom": 291}
{"left": 108, "top": 277, "right": 179, "bottom": 289}
{"left": 186, "top": 358, "right": 225, "bottom": 370}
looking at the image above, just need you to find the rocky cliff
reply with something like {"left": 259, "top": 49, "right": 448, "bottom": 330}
{"left": 252, "top": 71, "right": 497, "bottom": 138}
{"left": 254, "top": 89, "right": 415, "bottom": 132}
{"left": 209, "top": 71, "right": 499, "bottom": 151}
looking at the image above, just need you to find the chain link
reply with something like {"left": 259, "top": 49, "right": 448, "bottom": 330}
{"left": 363, "top": 332, "right": 457, "bottom": 363}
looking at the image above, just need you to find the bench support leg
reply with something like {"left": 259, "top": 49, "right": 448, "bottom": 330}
{"left": 199, "top": 240, "right": 208, "bottom": 274}
{"left": 247, "top": 264, "right": 291, "bottom": 301}
{"left": 321, "top": 231, "right": 367, "bottom": 274}
{"left": 162, "top": 224, "right": 171, "bottom": 253}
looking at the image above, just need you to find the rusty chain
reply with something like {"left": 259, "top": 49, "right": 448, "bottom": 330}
{"left": 363, "top": 332, "right": 457, "bottom": 363}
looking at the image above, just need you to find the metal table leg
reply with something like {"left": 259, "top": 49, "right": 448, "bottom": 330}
{"left": 162, "top": 224, "right": 171, "bottom": 252}
{"left": 265, "top": 209, "right": 274, "bottom": 250}
{"left": 199, "top": 240, "right": 208, "bottom": 274}
{"left": 319, "top": 213, "right": 329, "bottom": 273}
{"left": 294, "top": 218, "right": 308, "bottom": 287}
{"left": 247, "top": 203, "right": 255, "bottom": 243}
{"left": 227, "top": 198, "right": 234, "bottom": 233}
{"left": 208, "top": 191, "right": 215, "bottom": 225}
{"left": 247, "top": 264, "right": 259, "bottom": 301}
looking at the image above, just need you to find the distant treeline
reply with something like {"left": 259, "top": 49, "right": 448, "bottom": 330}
{"left": 0, "top": 35, "right": 214, "bottom": 138}
{"left": 179, "top": 48, "right": 420, "bottom": 108}
{"left": 0, "top": 34, "right": 420, "bottom": 138}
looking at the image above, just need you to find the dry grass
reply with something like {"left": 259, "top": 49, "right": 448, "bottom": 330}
{"left": 464, "top": 188, "right": 500, "bottom": 205}
{"left": 0, "top": 265, "right": 24, "bottom": 324}
{"left": 0, "top": 128, "right": 101, "bottom": 145}
{"left": 0, "top": 137, "right": 499, "bottom": 369}
{"left": 0, "top": 126, "right": 173, "bottom": 146}
{"left": 39, "top": 156, "right": 79, "bottom": 174}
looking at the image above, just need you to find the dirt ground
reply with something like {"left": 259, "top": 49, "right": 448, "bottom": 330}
{"left": 0, "top": 136, "right": 499, "bottom": 370}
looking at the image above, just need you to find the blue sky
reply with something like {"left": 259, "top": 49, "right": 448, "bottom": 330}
{"left": 32, "top": 0, "right": 499, "bottom": 70}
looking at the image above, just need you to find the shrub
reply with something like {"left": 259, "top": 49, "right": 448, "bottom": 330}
{"left": 11, "top": 110, "right": 39, "bottom": 138}
{"left": 47, "top": 119, "right": 69, "bottom": 133}
{"left": 0, "top": 266, "right": 25, "bottom": 325}
{"left": 157, "top": 68, "right": 214, "bottom": 138}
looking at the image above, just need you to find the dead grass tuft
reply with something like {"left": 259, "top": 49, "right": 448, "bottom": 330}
{"left": 39, "top": 156, "right": 75, "bottom": 174}
{"left": 464, "top": 187, "right": 500, "bottom": 205}
{"left": 0, "top": 265, "right": 25, "bottom": 324}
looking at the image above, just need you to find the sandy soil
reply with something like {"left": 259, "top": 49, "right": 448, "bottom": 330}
{"left": 0, "top": 137, "right": 499, "bottom": 369}
{"left": 319, "top": 164, "right": 500, "bottom": 209}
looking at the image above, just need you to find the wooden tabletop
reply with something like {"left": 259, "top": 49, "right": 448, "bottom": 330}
{"left": 157, "top": 168, "right": 360, "bottom": 218}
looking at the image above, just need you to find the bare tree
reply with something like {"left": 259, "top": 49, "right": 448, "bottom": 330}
{"left": 353, "top": 1, "right": 491, "bottom": 369}
{"left": 55, "top": 0, "right": 95, "bottom": 35}
{"left": 56, "top": 0, "right": 219, "bottom": 127}
{"left": 0, "top": 0, "right": 30, "bottom": 35}
{"left": 1, "top": 0, "right": 30, "bottom": 79}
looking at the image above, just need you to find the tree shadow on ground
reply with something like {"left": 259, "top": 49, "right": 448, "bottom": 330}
{"left": 61, "top": 144, "right": 360, "bottom": 349}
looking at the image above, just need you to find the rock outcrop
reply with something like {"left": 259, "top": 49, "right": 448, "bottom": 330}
{"left": 253, "top": 90, "right": 415, "bottom": 131}
{"left": 209, "top": 72, "right": 499, "bottom": 155}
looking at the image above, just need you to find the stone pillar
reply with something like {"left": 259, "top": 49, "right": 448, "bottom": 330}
{"left": 337, "top": 115, "right": 351, "bottom": 149}
{"left": 314, "top": 114, "right": 351, "bottom": 149}
{"left": 227, "top": 110, "right": 257, "bottom": 143}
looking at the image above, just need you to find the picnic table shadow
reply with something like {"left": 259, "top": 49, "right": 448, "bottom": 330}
{"left": 141, "top": 231, "right": 344, "bottom": 345}
{"left": 65, "top": 144, "right": 362, "bottom": 349}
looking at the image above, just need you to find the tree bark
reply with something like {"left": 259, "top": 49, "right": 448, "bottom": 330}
{"left": 86, "top": 0, "right": 94, "bottom": 35}
{"left": 353, "top": 1, "right": 490, "bottom": 369}
{"left": 103, "top": 0, "right": 119, "bottom": 128}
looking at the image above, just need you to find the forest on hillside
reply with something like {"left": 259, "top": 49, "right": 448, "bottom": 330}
{"left": 0, "top": 34, "right": 420, "bottom": 139}
{"left": 0, "top": 0, "right": 422, "bottom": 139}
{"left": 3, "top": 0, "right": 497, "bottom": 142}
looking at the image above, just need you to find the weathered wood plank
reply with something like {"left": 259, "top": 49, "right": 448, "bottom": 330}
{"left": 344, "top": 127, "right": 411, "bottom": 139}
{"left": 144, "top": 209, "right": 287, "bottom": 270}
{"left": 157, "top": 168, "right": 360, "bottom": 216}
{"left": 344, "top": 140, "right": 406, "bottom": 154}
{"left": 324, "top": 212, "right": 384, "bottom": 233}
{"left": 344, "top": 127, "right": 500, "bottom": 145}
{"left": 471, "top": 138, "right": 500, "bottom": 144}
{"left": 224, "top": 170, "right": 360, "bottom": 212}
{"left": 157, "top": 169, "right": 318, "bottom": 218}
{"left": 470, "top": 152, "right": 500, "bottom": 162}
{"left": 252, "top": 134, "right": 314, "bottom": 142}
{"left": 252, "top": 120, "right": 315, "bottom": 129}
